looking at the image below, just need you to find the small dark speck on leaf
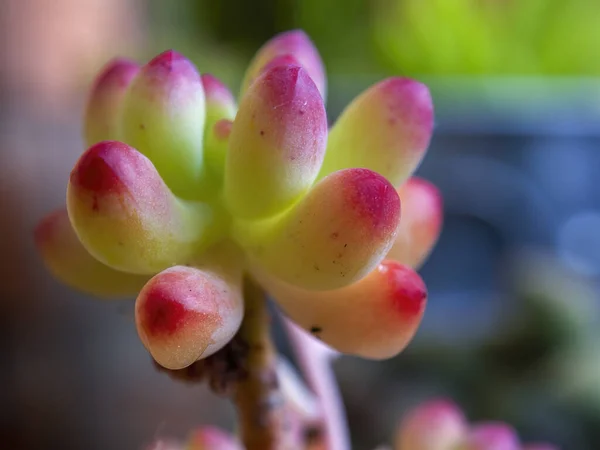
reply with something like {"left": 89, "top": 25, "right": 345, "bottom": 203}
{"left": 304, "top": 425, "right": 324, "bottom": 444}
{"left": 139, "top": 124, "right": 146, "bottom": 130}
{"left": 310, "top": 326, "right": 322, "bottom": 334}
{"left": 344, "top": 243, "right": 348, "bottom": 248}
{"left": 313, "top": 264, "right": 320, "bottom": 271}
{"left": 260, "top": 130, "right": 265, "bottom": 136}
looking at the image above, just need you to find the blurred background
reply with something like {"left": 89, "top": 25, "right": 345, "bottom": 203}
{"left": 2, "top": 0, "right": 600, "bottom": 449}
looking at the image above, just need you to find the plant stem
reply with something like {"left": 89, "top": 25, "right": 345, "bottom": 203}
{"left": 233, "top": 277, "right": 291, "bottom": 450}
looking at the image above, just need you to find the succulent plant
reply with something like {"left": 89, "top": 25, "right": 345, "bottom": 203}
{"left": 145, "top": 398, "right": 558, "bottom": 450}
{"left": 35, "top": 28, "right": 438, "bottom": 366}
{"left": 394, "top": 399, "right": 558, "bottom": 450}
{"left": 33, "top": 29, "right": 555, "bottom": 450}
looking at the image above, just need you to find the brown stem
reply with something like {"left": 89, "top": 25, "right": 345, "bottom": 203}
{"left": 233, "top": 277, "right": 295, "bottom": 450}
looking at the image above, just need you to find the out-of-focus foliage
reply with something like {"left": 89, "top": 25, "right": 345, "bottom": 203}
{"left": 373, "top": 0, "right": 600, "bottom": 75}
{"left": 148, "top": 0, "right": 600, "bottom": 77}
{"left": 146, "top": 0, "right": 378, "bottom": 79}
